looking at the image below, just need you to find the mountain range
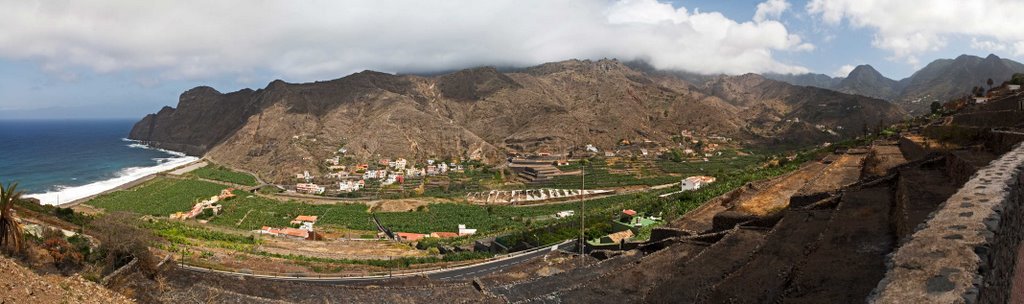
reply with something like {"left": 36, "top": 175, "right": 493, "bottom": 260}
{"left": 129, "top": 59, "right": 905, "bottom": 182}
{"left": 765, "top": 54, "right": 1024, "bottom": 114}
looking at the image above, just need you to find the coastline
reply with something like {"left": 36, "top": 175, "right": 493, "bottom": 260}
{"left": 56, "top": 159, "right": 203, "bottom": 208}
{"left": 24, "top": 140, "right": 201, "bottom": 207}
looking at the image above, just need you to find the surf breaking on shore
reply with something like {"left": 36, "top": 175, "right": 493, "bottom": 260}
{"left": 25, "top": 139, "right": 199, "bottom": 206}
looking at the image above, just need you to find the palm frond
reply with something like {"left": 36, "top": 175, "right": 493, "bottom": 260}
{"left": 0, "top": 181, "right": 25, "bottom": 254}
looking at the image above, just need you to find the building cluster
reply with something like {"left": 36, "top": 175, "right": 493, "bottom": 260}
{"left": 587, "top": 209, "right": 662, "bottom": 249}
{"left": 259, "top": 215, "right": 319, "bottom": 240}
{"left": 292, "top": 157, "right": 465, "bottom": 195}
{"left": 169, "top": 188, "right": 236, "bottom": 220}
{"left": 393, "top": 224, "right": 477, "bottom": 242}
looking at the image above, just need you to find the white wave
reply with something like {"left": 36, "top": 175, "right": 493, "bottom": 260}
{"left": 122, "top": 138, "right": 188, "bottom": 157}
{"left": 26, "top": 142, "right": 199, "bottom": 205}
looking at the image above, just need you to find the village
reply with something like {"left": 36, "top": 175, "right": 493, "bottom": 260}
{"left": 283, "top": 128, "right": 743, "bottom": 201}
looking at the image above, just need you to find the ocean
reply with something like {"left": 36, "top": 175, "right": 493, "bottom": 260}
{"left": 0, "top": 119, "right": 197, "bottom": 205}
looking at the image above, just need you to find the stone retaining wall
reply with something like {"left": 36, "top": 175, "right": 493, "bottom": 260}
{"left": 871, "top": 142, "right": 1024, "bottom": 303}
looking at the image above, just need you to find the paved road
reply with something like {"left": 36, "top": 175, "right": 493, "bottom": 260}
{"left": 428, "top": 241, "right": 576, "bottom": 281}
{"left": 177, "top": 240, "right": 575, "bottom": 284}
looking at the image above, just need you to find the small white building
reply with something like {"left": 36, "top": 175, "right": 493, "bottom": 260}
{"left": 457, "top": 224, "right": 477, "bottom": 236}
{"left": 391, "top": 158, "right": 408, "bottom": 170}
{"left": 974, "top": 96, "right": 991, "bottom": 104}
{"left": 1009, "top": 84, "right": 1021, "bottom": 91}
{"left": 585, "top": 144, "right": 599, "bottom": 153}
{"left": 681, "top": 176, "right": 716, "bottom": 191}
{"left": 339, "top": 180, "right": 363, "bottom": 192}
{"left": 555, "top": 210, "right": 576, "bottom": 218}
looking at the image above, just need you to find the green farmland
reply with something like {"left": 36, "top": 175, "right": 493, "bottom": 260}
{"left": 189, "top": 165, "right": 259, "bottom": 186}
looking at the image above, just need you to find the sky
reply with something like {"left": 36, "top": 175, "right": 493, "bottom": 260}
{"left": 1, "top": 0, "right": 1023, "bottom": 119}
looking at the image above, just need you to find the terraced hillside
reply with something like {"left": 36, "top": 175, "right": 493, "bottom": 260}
{"left": 138, "top": 94, "right": 1024, "bottom": 303}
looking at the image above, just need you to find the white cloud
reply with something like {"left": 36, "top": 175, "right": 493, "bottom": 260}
{"left": 807, "top": 0, "right": 1024, "bottom": 64}
{"left": 833, "top": 64, "right": 856, "bottom": 77}
{"left": 971, "top": 38, "right": 1008, "bottom": 53}
{"left": 0, "top": 0, "right": 812, "bottom": 82}
{"left": 754, "top": 0, "right": 791, "bottom": 23}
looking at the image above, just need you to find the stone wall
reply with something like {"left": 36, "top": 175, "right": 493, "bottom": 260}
{"left": 871, "top": 142, "right": 1024, "bottom": 303}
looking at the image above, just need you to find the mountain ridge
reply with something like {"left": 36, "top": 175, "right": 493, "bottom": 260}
{"left": 766, "top": 54, "right": 1024, "bottom": 114}
{"left": 130, "top": 59, "right": 906, "bottom": 182}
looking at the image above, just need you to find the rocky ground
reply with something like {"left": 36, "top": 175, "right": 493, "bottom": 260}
{"left": 0, "top": 256, "right": 133, "bottom": 304}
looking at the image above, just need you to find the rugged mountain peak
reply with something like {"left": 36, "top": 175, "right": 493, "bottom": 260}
{"left": 182, "top": 86, "right": 222, "bottom": 97}
{"left": 833, "top": 64, "right": 899, "bottom": 100}
{"left": 846, "top": 65, "right": 882, "bottom": 78}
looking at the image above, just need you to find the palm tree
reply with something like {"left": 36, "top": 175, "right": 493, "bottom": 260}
{"left": 0, "top": 182, "right": 24, "bottom": 254}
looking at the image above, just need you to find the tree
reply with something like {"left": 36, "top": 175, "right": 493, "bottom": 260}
{"left": 930, "top": 101, "right": 943, "bottom": 114}
{"left": 1011, "top": 73, "right": 1024, "bottom": 85}
{"left": 988, "top": 78, "right": 995, "bottom": 89}
{"left": 0, "top": 182, "right": 24, "bottom": 255}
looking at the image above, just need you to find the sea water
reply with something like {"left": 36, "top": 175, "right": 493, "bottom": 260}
{"left": 0, "top": 119, "right": 197, "bottom": 205}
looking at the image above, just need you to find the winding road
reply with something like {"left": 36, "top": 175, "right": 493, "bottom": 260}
{"left": 177, "top": 240, "right": 574, "bottom": 283}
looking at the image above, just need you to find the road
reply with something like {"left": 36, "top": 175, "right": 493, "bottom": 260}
{"left": 177, "top": 240, "right": 574, "bottom": 284}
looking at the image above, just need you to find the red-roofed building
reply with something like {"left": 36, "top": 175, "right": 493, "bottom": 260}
{"left": 290, "top": 215, "right": 318, "bottom": 225}
{"left": 430, "top": 232, "right": 460, "bottom": 238}
{"left": 622, "top": 209, "right": 637, "bottom": 216}
{"left": 396, "top": 232, "right": 426, "bottom": 241}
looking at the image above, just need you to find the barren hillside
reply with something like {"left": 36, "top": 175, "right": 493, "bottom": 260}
{"left": 130, "top": 59, "right": 906, "bottom": 182}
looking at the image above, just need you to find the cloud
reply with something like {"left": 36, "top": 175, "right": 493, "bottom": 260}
{"left": 833, "top": 64, "right": 855, "bottom": 77}
{"left": 754, "top": 0, "right": 790, "bottom": 23}
{"left": 0, "top": 0, "right": 812, "bottom": 83}
{"left": 807, "top": 0, "right": 1024, "bottom": 64}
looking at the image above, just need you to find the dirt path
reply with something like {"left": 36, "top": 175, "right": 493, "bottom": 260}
{"left": 169, "top": 161, "right": 208, "bottom": 175}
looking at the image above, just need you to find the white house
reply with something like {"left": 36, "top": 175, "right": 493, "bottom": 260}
{"left": 381, "top": 175, "right": 399, "bottom": 185}
{"left": 391, "top": 158, "right": 408, "bottom": 170}
{"left": 406, "top": 167, "right": 425, "bottom": 177}
{"left": 290, "top": 215, "right": 318, "bottom": 232}
{"left": 363, "top": 170, "right": 386, "bottom": 180}
{"left": 681, "top": 176, "right": 716, "bottom": 191}
{"left": 339, "top": 180, "right": 363, "bottom": 192}
{"left": 457, "top": 224, "right": 477, "bottom": 236}
{"left": 585, "top": 144, "right": 599, "bottom": 153}
{"left": 1009, "top": 84, "right": 1021, "bottom": 91}
{"left": 296, "top": 183, "right": 325, "bottom": 195}
{"left": 555, "top": 210, "right": 576, "bottom": 218}
{"left": 437, "top": 162, "right": 449, "bottom": 173}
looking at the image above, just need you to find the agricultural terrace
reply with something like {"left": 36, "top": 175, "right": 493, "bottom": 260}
{"left": 544, "top": 151, "right": 760, "bottom": 189}
{"left": 84, "top": 176, "right": 668, "bottom": 236}
{"left": 75, "top": 141, "right": 840, "bottom": 272}
{"left": 188, "top": 165, "right": 259, "bottom": 186}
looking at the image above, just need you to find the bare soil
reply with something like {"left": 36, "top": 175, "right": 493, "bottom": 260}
{"left": 0, "top": 256, "right": 133, "bottom": 304}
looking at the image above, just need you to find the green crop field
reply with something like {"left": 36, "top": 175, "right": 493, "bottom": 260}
{"left": 86, "top": 178, "right": 224, "bottom": 216}
{"left": 84, "top": 175, "right": 657, "bottom": 236}
{"left": 190, "top": 165, "right": 259, "bottom": 186}
{"left": 209, "top": 194, "right": 375, "bottom": 231}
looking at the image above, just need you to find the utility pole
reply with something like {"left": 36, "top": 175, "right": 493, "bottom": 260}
{"left": 579, "top": 155, "right": 586, "bottom": 263}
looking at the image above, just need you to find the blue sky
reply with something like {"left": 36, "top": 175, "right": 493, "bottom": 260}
{"left": 0, "top": 0, "right": 1020, "bottom": 119}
